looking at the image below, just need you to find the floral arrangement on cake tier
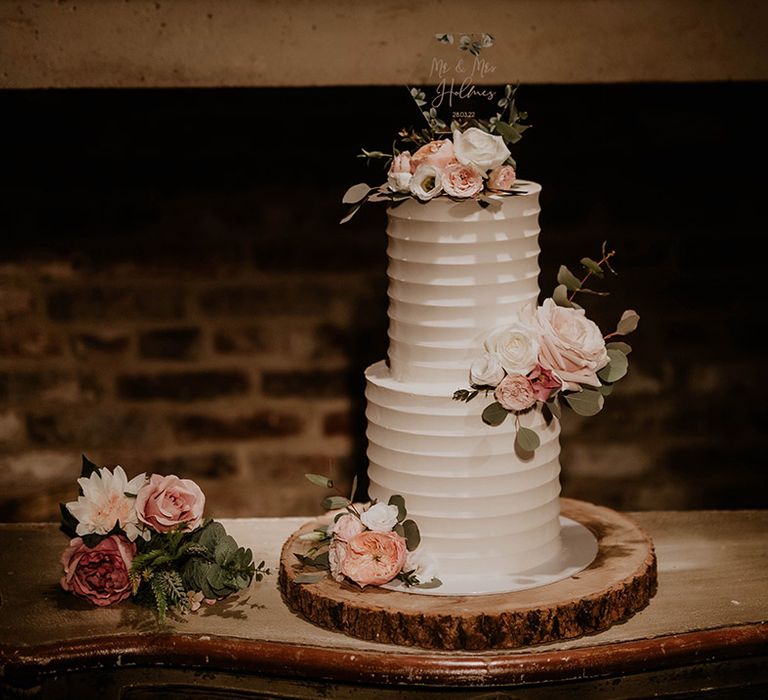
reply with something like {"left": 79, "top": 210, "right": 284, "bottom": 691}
{"left": 453, "top": 245, "right": 639, "bottom": 453}
{"left": 59, "top": 456, "right": 268, "bottom": 621}
{"left": 294, "top": 474, "right": 440, "bottom": 589}
{"left": 341, "top": 83, "right": 530, "bottom": 223}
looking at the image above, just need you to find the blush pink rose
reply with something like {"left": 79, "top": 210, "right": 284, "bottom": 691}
{"left": 488, "top": 164, "right": 517, "bottom": 191}
{"left": 340, "top": 530, "right": 407, "bottom": 587}
{"left": 331, "top": 513, "right": 366, "bottom": 541}
{"left": 135, "top": 473, "right": 205, "bottom": 533}
{"left": 328, "top": 538, "right": 348, "bottom": 583}
{"left": 410, "top": 139, "right": 456, "bottom": 171}
{"left": 528, "top": 364, "right": 562, "bottom": 402}
{"left": 60, "top": 534, "right": 136, "bottom": 607}
{"left": 495, "top": 374, "right": 537, "bottom": 412}
{"left": 387, "top": 151, "right": 413, "bottom": 193}
{"left": 536, "top": 298, "right": 609, "bottom": 390}
{"left": 442, "top": 162, "right": 485, "bottom": 198}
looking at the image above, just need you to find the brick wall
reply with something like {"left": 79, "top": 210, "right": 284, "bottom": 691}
{"left": 1, "top": 84, "right": 765, "bottom": 521}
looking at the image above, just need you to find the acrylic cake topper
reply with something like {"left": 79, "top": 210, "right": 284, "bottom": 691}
{"left": 341, "top": 33, "right": 532, "bottom": 223}
{"left": 409, "top": 33, "right": 511, "bottom": 134}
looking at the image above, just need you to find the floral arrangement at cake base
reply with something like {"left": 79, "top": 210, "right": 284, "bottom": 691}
{"left": 293, "top": 474, "right": 440, "bottom": 590}
{"left": 453, "top": 245, "right": 639, "bottom": 452}
{"left": 59, "top": 455, "right": 268, "bottom": 621}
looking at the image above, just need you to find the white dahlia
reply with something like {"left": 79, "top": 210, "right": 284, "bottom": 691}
{"left": 65, "top": 466, "right": 148, "bottom": 542}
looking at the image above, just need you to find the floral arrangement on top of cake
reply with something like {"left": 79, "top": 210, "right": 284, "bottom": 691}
{"left": 341, "top": 34, "right": 530, "bottom": 223}
{"left": 453, "top": 245, "right": 639, "bottom": 453}
{"left": 294, "top": 474, "right": 440, "bottom": 590}
{"left": 59, "top": 456, "right": 268, "bottom": 621}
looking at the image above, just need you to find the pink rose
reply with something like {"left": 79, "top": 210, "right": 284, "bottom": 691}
{"left": 536, "top": 298, "right": 609, "bottom": 390}
{"left": 387, "top": 151, "right": 413, "bottom": 193}
{"left": 135, "top": 473, "right": 205, "bottom": 533}
{"left": 60, "top": 534, "right": 136, "bottom": 607}
{"left": 331, "top": 513, "right": 366, "bottom": 541}
{"left": 528, "top": 364, "right": 562, "bottom": 402}
{"left": 495, "top": 374, "right": 537, "bottom": 412}
{"left": 410, "top": 139, "right": 456, "bottom": 171}
{"left": 442, "top": 162, "right": 485, "bottom": 198}
{"left": 488, "top": 164, "right": 517, "bottom": 191}
{"left": 340, "top": 530, "right": 407, "bottom": 587}
{"left": 328, "top": 538, "right": 348, "bottom": 583}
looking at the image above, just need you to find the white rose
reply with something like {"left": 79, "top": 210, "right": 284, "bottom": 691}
{"left": 469, "top": 353, "right": 505, "bottom": 387}
{"left": 536, "top": 298, "right": 609, "bottom": 390}
{"left": 409, "top": 163, "right": 443, "bottom": 201}
{"left": 453, "top": 127, "right": 511, "bottom": 171}
{"left": 405, "top": 548, "right": 439, "bottom": 583}
{"left": 484, "top": 321, "right": 539, "bottom": 375}
{"left": 329, "top": 513, "right": 365, "bottom": 540}
{"left": 360, "top": 502, "right": 399, "bottom": 532}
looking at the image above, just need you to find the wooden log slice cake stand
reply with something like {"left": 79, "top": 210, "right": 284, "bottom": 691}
{"left": 279, "top": 498, "right": 657, "bottom": 651}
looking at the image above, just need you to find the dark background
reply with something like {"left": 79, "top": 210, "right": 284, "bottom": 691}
{"left": 1, "top": 83, "right": 765, "bottom": 520}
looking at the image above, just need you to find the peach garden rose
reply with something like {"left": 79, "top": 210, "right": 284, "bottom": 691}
{"left": 442, "top": 162, "right": 485, "bottom": 198}
{"left": 488, "top": 164, "right": 517, "bottom": 191}
{"left": 135, "top": 473, "right": 205, "bottom": 533}
{"left": 340, "top": 530, "right": 408, "bottom": 587}
{"left": 410, "top": 139, "right": 456, "bottom": 171}
{"left": 495, "top": 374, "right": 537, "bottom": 412}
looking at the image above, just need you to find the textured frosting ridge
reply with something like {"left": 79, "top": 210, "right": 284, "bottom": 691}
{"left": 365, "top": 183, "right": 563, "bottom": 576}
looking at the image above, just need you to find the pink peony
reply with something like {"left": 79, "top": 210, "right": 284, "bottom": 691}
{"left": 60, "top": 534, "right": 136, "bottom": 607}
{"left": 442, "top": 162, "right": 485, "bottom": 198}
{"left": 495, "top": 374, "right": 537, "bottom": 412}
{"left": 340, "top": 530, "right": 407, "bottom": 587}
{"left": 410, "top": 139, "right": 456, "bottom": 171}
{"left": 135, "top": 473, "right": 205, "bottom": 533}
{"left": 488, "top": 164, "right": 517, "bottom": 191}
{"left": 536, "top": 298, "right": 609, "bottom": 390}
{"left": 528, "top": 364, "right": 562, "bottom": 402}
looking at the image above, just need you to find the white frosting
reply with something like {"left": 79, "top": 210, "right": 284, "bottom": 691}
{"left": 365, "top": 183, "right": 563, "bottom": 576}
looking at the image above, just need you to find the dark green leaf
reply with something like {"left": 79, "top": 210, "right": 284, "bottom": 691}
{"left": 415, "top": 577, "right": 443, "bottom": 589}
{"left": 482, "top": 401, "right": 509, "bottom": 426}
{"left": 59, "top": 502, "right": 79, "bottom": 537}
{"left": 349, "top": 474, "right": 358, "bottom": 502}
{"left": 80, "top": 454, "right": 99, "bottom": 480}
{"left": 402, "top": 519, "right": 421, "bottom": 551}
{"left": 388, "top": 494, "right": 407, "bottom": 522}
{"left": 564, "top": 389, "right": 604, "bottom": 416}
{"left": 515, "top": 426, "right": 541, "bottom": 452}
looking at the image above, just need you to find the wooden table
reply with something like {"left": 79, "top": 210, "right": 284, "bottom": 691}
{"left": 1, "top": 511, "right": 766, "bottom": 698}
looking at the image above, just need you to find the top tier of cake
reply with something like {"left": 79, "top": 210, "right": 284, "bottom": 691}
{"left": 386, "top": 181, "right": 542, "bottom": 386}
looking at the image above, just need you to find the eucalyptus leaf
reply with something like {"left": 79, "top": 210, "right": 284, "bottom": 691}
{"left": 321, "top": 495, "right": 351, "bottom": 511}
{"left": 415, "top": 577, "right": 443, "bottom": 589}
{"left": 349, "top": 474, "right": 358, "bottom": 502}
{"left": 606, "top": 341, "right": 632, "bottom": 355}
{"left": 564, "top": 389, "right": 604, "bottom": 416}
{"left": 482, "top": 401, "right": 509, "bottom": 426}
{"left": 598, "top": 348, "right": 629, "bottom": 383}
{"left": 616, "top": 310, "right": 640, "bottom": 336}
{"left": 402, "top": 519, "right": 421, "bottom": 551}
{"left": 339, "top": 204, "right": 361, "bottom": 225}
{"left": 552, "top": 284, "right": 573, "bottom": 308}
{"left": 388, "top": 494, "right": 407, "bottom": 522}
{"left": 515, "top": 426, "right": 541, "bottom": 452}
{"left": 557, "top": 265, "right": 582, "bottom": 291}
{"left": 305, "top": 473, "right": 333, "bottom": 489}
{"left": 547, "top": 397, "right": 562, "bottom": 420}
{"left": 598, "top": 382, "right": 614, "bottom": 396}
{"left": 342, "top": 183, "right": 373, "bottom": 204}
{"left": 580, "top": 257, "right": 605, "bottom": 277}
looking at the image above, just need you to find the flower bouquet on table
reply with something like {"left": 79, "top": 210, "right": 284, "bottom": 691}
{"left": 341, "top": 84, "right": 531, "bottom": 222}
{"left": 59, "top": 455, "right": 268, "bottom": 620}
{"left": 453, "top": 245, "right": 639, "bottom": 452}
{"left": 294, "top": 474, "right": 440, "bottom": 589}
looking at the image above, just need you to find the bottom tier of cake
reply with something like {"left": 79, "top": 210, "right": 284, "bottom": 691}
{"left": 365, "top": 360, "right": 563, "bottom": 577}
